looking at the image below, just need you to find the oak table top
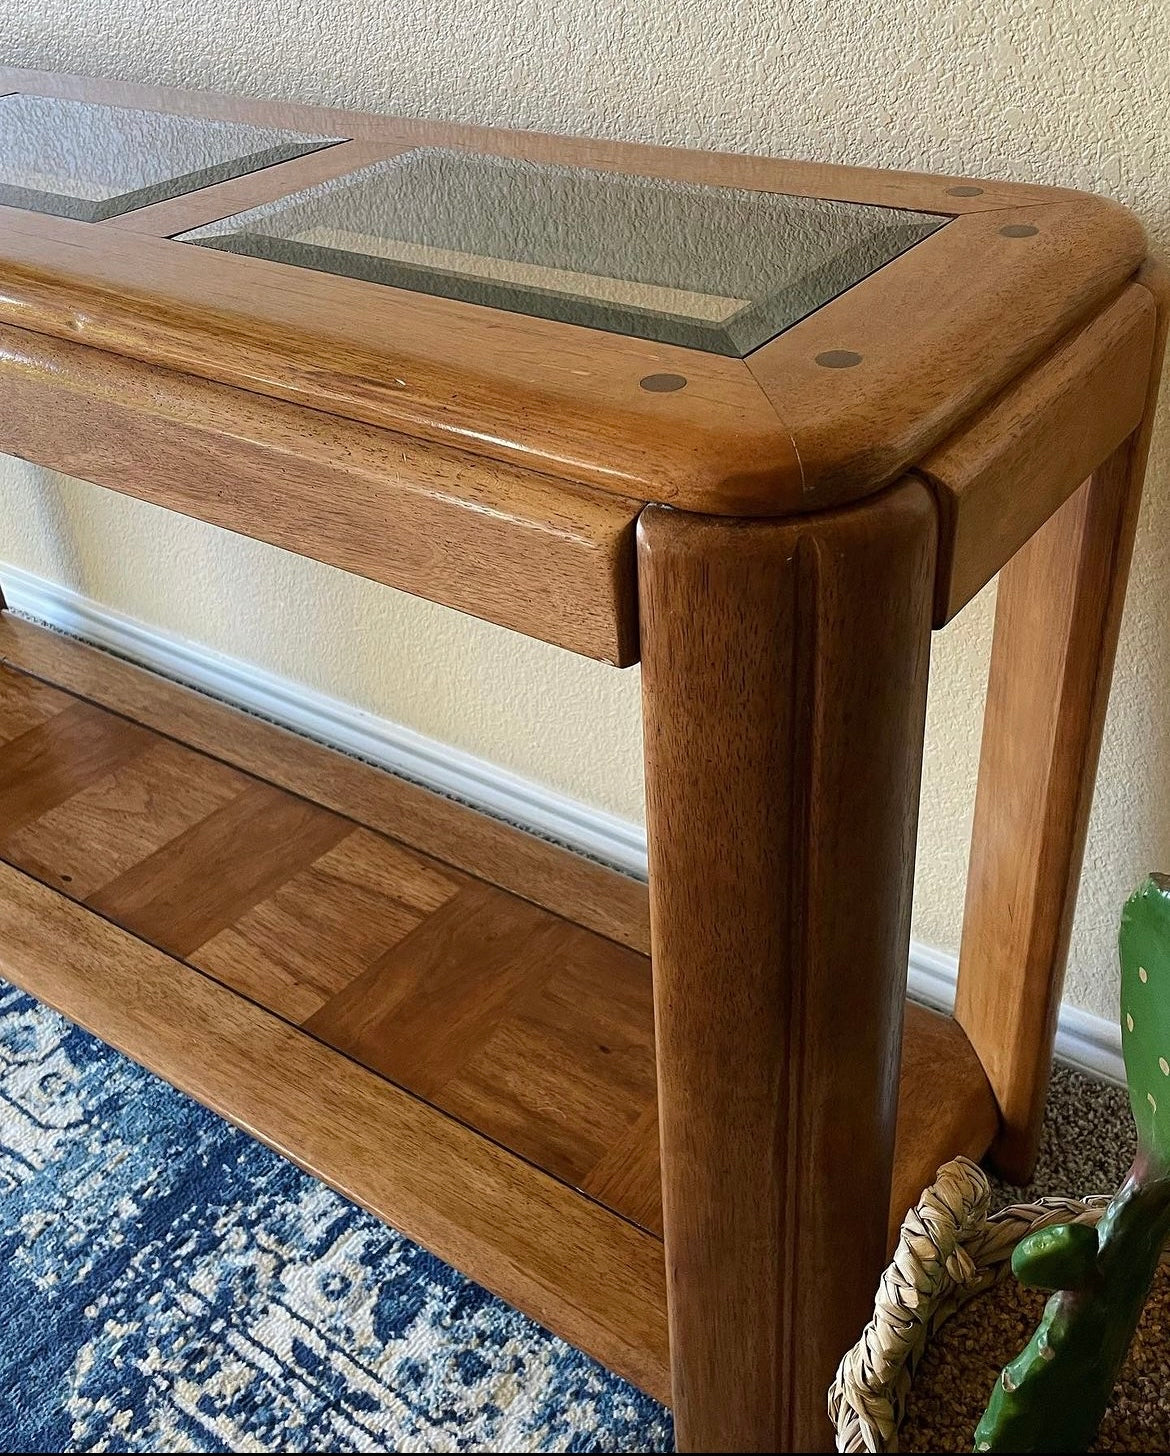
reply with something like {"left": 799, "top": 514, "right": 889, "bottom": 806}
{"left": 0, "top": 67, "right": 1147, "bottom": 520}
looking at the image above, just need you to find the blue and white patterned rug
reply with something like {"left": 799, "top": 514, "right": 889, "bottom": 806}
{"left": 0, "top": 979, "right": 673, "bottom": 1453}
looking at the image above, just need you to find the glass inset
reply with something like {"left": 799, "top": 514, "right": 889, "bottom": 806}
{"left": 0, "top": 93, "right": 340, "bottom": 222}
{"left": 178, "top": 148, "right": 948, "bottom": 355}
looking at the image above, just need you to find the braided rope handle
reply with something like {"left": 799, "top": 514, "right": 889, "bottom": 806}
{"left": 828, "top": 1157, "right": 1110, "bottom": 1454}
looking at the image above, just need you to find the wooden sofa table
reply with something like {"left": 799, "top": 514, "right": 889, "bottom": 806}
{"left": 0, "top": 68, "right": 1164, "bottom": 1454}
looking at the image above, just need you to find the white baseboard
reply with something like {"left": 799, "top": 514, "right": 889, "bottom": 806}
{"left": 0, "top": 560, "right": 1124, "bottom": 1087}
{"left": 904, "top": 940, "right": 1124, "bottom": 1087}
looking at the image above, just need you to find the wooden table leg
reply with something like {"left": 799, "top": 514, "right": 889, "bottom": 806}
{"left": 955, "top": 262, "right": 1167, "bottom": 1184}
{"left": 954, "top": 437, "right": 1148, "bottom": 1180}
{"left": 638, "top": 480, "right": 937, "bottom": 1453}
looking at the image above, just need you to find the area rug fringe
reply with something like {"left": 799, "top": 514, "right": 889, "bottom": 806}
{"left": 828, "top": 1156, "right": 1110, "bottom": 1454}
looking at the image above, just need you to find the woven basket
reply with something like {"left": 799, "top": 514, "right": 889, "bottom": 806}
{"left": 828, "top": 1157, "right": 1110, "bottom": 1454}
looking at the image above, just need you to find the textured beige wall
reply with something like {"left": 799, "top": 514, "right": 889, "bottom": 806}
{"left": 1, "top": 0, "right": 1168, "bottom": 1019}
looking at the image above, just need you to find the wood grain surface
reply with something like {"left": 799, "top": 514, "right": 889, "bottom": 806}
{"left": 0, "top": 206, "right": 802, "bottom": 514}
{"left": 0, "top": 612, "right": 652, "bottom": 951}
{"left": 0, "top": 658, "right": 662, "bottom": 1230}
{"left": 0, "top": 67, "right": 1149, "bottom": 516}
{"left": 0, "top": 321, "right": 642, "bottom": 663}
{"left": 745, "top": 200, "right": 1147, "bottom": 512}
{"left": 638, "top": 480, "right": 939, "bottom": 1451}
{"left": 0, "top": 856, "right": 672, "bottom": 1401}
{"left": 955, "top": 259, "right": 1169, "bottom": 1181}
{"left": 921, "top": 283, "right": 1156, "bottom": 623}
{"left": 0, "top": 629, "right": 996, "bottom": 1255}
{"left": 955, "top": 448, "right": 1149, "bottom": 1182}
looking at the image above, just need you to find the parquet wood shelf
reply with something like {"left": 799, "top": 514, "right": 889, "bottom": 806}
{"left": 0, "top": 621, "right": 995, "bottom": 1402}
{"left": 0, "top": 67, "right": 1164, "bottom": 1452}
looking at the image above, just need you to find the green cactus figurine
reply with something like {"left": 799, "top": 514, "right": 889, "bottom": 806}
{"left": 974, "top": 873, "right": 1170, "bottom": 1453}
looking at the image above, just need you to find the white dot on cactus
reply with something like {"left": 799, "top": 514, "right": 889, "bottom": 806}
{"left": 1127, "top": 1013, "right": 1135, "bottom": 1032}
{"left": 1161, "top": 1058, "right": 1169, "bottom": 1076}
{"left": 1140, "top": 966, "right": 1149, "bottom": 982}
{"left": 1149, "top": 1092, "right": 1158, "bottom": 1111}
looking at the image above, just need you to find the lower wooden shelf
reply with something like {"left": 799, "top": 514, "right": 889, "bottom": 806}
{"left": 0, "top": 612, "right": 999, "bottom": 1403}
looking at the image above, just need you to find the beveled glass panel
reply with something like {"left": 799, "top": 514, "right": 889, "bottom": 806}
{"left": 179, "top": 148, "right": 947, "bottom": 355}
{"left": 0, "top": 93, "right": 339, "bottom": 222}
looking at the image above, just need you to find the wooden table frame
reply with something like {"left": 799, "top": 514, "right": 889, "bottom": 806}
{"left": 0, "top": 68, "right": 1164, "bottom": 1453}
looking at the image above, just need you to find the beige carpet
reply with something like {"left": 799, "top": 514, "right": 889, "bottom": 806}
{"left": 901, "top": 1063, "right": 1170, "bottom": 1453}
